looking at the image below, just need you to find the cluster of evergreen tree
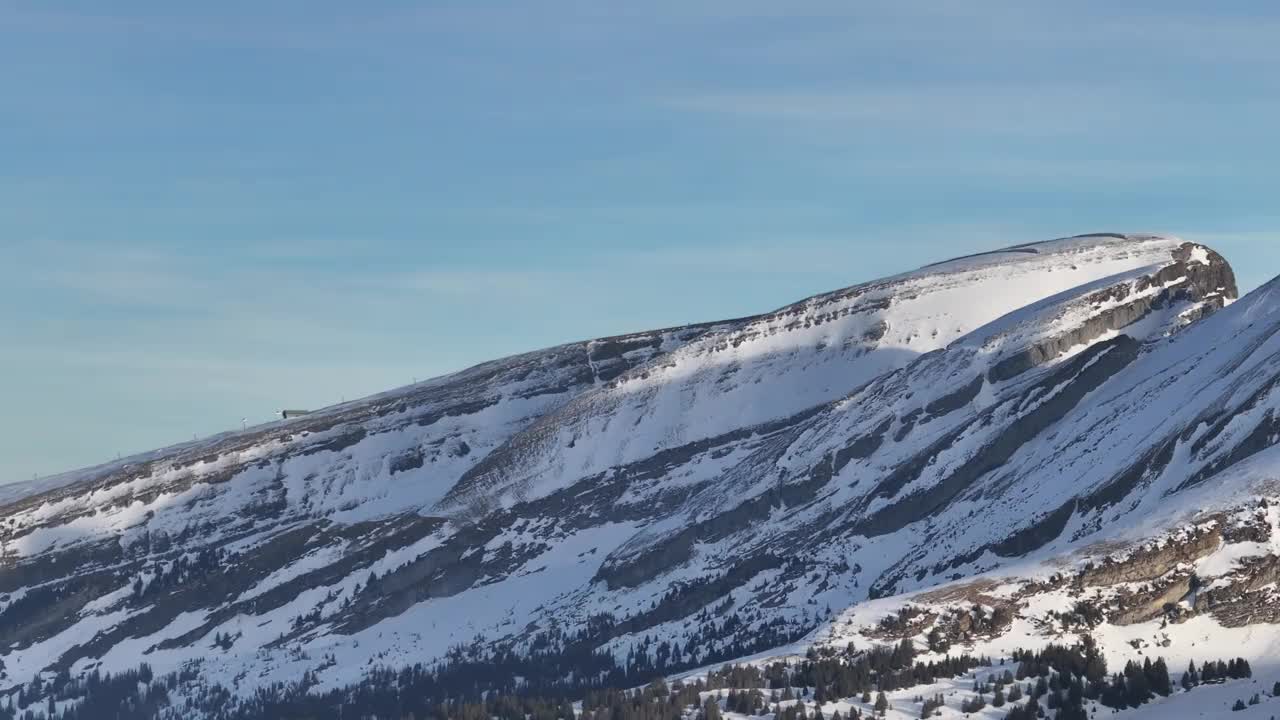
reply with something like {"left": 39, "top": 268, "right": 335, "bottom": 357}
{"left": 995, "top": 642, "right": 1257, "bottom": 720}
{"left": 0, "top": 664, "right": 197, "bottom": 720}
{"left": 1002, "top": 701, "right": 1040, "bottom": 720}
{"left": 959, "top": 693, "right": 987, "bottom": 713}
{"left": 1230, "top": 692, "right": 1264, "bottom": 712}
{"left": 1096, "top": 657, "right": 1172, "bottom": 710}
{"left": 579, "top": 679, "right": 712, "bottom": 720}
{"left": 917, "top": 693, "right": 944, "bottom": 718}
{"left": 131, "top": 548, "right": 225, "bottom": 601}
{"left": 698, "top": 642, "right": 983, "bottom": 719}
{"left": 1011, "top": 641, "right": 1108, "bottom": 684}
{"left": 211, "top": 632, "right": 237, "bottom": 651}
{"left": 1001, "top": 640, "right": 1108, "bottom": 720}
{"left": 720, "top": 688, "right": 766, "bottom": 715}
{"left": 747, "top": 699, "right": 858, "bottom": 720}
{"left": 702, "top": 639, "right": 984, "bottom": 705}
{"left": 1179, "top": 657, "right": 1254, "bottom": 690}
{"left": 958, "top": 669, "right": 1016, "bottom": 715}
{"left": 0, "top": 580, "right": 92, "bottom": 636}
{"left": 1095, "top": 655, "right": 1250, "bottom": 711}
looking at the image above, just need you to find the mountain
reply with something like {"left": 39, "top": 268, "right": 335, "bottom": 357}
{"left": 8, "top": 233, "right": 1280, "bottom": 720}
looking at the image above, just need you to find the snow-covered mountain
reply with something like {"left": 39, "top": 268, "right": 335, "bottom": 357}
{"left": 11, "top": 232, "right": 1280, "bottom": 720}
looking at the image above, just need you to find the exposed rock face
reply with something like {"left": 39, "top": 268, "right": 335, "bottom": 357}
{"left": 997, "top": 504, "right": 1280, "bottom": 630}
{"left": 1108, "top": 574, "right": 1194, "bottom": 626}
{"left": 1079, "top": 525, "right": 1222, "bottom": 588}
{"left": 1196, "top": 554, "right": 1280, "bottom": 626}
{"left": 4, "top": 233, "right": 1275, "bottom": 710}
{"left": 988, "top": 243, "right": 1235, "bottom": 381}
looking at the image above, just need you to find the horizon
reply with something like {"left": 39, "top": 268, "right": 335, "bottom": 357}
{"left": 8, "top": 2, "right": 1280, "bottom": 482}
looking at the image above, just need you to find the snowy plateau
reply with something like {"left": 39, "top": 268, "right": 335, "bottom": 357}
{"left": 7, "top": 233, "right": 1280, "bottom": 719}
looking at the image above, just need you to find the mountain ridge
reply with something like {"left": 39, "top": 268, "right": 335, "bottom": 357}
{"left": 8, "top": 232, "right": 1280, "bottom": 720}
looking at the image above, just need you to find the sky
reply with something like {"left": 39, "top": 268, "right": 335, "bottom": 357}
{"left": 4, "top": 1, "right": 1280, "bottom": 484}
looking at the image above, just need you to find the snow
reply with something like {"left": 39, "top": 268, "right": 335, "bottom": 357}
{"left": 700, "top": 675, "right": 1280, "bottom": 720}
{"left": 5, "top": 606, "right": 140, "bottom": 684}
{"left": 441, "top": 234, "right": 1205, "bottom": 513}
{"left": 237, "top": 541, "right": 350, "bottom": 602}
{"left": 222, "top": 521, "right": 644, "bottom": 695}
{"left": 1197, "top": 540, "right": 1274, "bottom": 578}
{"left": 3, "top": 232, "right": 1271, "bottom": 716}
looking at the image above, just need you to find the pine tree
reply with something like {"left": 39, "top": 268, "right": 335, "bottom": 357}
{"left": 1083, "top": 654, "right": 1107, "bottom": 683}
{"left": 1124, "top": 660, "right": 1152, "bottom": 708}
{"left": 893, "top": 638, "right": 916, "bottom": 668}
{"left": 1150, "top": 657, "right": 1172, "bottom": 696}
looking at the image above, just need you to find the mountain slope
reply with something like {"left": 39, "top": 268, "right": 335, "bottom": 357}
{"left": 438, "top": 234, "right": 1219, "bottom": 513}
{"left": 6, "top": 233, "right": 1278, "bottom": 720}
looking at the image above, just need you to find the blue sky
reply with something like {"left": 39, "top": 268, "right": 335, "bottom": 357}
{"left": 4, "top": 1, "right": 1280, "bottom": 483}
